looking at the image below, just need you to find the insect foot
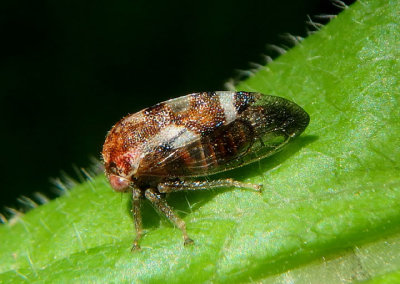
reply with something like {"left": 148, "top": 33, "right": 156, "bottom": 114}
{"left": 131, "top": 242, "right": 141, "bottom": 252}
{"left": 184, "top": 237, "right": 194, "bottom": 246}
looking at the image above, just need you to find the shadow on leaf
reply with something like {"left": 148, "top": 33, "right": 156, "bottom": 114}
{"left": 127, "top": 135, "right": 317, "bottom": 233}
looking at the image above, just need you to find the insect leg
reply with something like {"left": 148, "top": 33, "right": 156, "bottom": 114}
{"left": 158, "top": 178, "right": 262, "bottom": 193}
{"left": 131, "top": 187, "right": 143, "bottom": 251}
{"left": 144, "top": 188, "right": 194, "bottom": 246}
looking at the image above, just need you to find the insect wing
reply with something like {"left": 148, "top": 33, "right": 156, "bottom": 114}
{"left": 143, "top": 122, "right": 290, "bottom": 177}
{"left": 136, "top": 93, "right": 309, "bottom": 177}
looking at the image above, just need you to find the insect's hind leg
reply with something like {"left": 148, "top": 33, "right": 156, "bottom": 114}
{"left": 157, "top": 178, "right": 262, "bottom": 193}
{"left": 144, "top": 188, "right": 194, "bottom": 246}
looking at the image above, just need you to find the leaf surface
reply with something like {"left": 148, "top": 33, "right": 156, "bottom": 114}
{"left": 1, "top": 0, "right": 399, "bottom": 282}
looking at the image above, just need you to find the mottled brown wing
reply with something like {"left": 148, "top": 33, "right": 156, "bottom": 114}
{"left": 136, "top": 93, "right": 309, "bottom": 177}
{"left": 136, "top": 119, "right": 290, "bottom": 177}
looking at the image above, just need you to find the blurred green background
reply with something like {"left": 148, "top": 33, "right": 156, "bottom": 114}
{"left": 0, "top": 0, "right": 354, "bottom": 211}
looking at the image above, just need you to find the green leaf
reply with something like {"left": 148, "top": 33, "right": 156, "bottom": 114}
{"left": 1, "top": 0, "right": 399, "bottom": 282}
{"left": 366, "top": 269, "right": 400, "bottom": 284}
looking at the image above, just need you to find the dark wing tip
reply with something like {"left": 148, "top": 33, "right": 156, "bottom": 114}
{"left": 255, "top": 94, "right": 310, "bottom": 137}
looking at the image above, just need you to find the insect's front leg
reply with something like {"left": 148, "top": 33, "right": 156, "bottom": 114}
{"left": 144, "top": 188, "right": 194, "bottom": 246}
{"left": 131, "top": 187, "right": 143, "bottom": 251}
{"left": 157, "top": 178, "right": 262, "bottom": 193}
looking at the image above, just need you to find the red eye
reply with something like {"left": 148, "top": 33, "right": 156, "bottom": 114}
{"left": 108, "top": 174, "right": 130, "bottom": 192}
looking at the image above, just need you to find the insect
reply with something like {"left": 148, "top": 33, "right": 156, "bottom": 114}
{"left": 102, "top": 91, "right": 309, "bottom": 250}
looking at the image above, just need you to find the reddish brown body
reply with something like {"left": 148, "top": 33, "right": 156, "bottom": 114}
{"left": 102, "top": 91, "right": 309, "bottom": 249}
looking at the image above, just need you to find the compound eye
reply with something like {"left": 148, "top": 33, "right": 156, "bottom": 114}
{"left": 108, "top": 162, "right": 118, "bottom": 175}
{"left": 108, "top": 174, "right": 130, "bottom": 192}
